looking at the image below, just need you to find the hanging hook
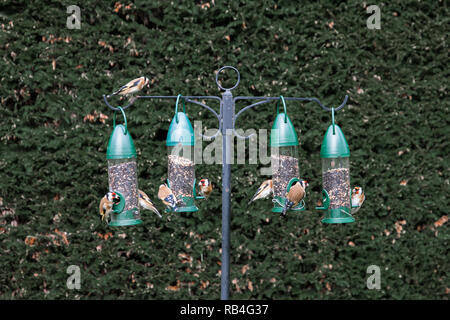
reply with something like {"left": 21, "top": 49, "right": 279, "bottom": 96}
{"left": 331, "top": 107, "right": 335, "bottom": 135}
{"left": 113, "top": 106, "right": 128, "bottom": 134}
{"left": 175, "top": 94, "right": 184, "bottom": 123}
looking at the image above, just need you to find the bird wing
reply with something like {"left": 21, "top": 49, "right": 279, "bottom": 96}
{"left": 288, "top": 184, "right": 305, "bottom": 206}
{"left": 250, "top": 181, "right": 270, "bottom": 202}
{"left": 139, "top": 189, "right": 153, "bottom": 204}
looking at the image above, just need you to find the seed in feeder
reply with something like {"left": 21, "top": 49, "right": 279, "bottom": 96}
{"left": 168, "top": 155, "right": 195, "bottom": 204}
{"left": 271, "top": 154, "right": 299, "bottom": 197}
{"left": 108, "top": 159, "right": 139, "bottom": 218}
{"left": 323, "top": 168, "right": 350, "bottom": 209}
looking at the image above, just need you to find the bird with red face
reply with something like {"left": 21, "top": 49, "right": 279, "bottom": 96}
{"left": 351, "top": 186, "right": 365, "bottom": 214}
{"left": 99, "top": 192, "right": 121, "bottom": 223}
{"left": 198, "top": 178, "right": 213, "bottom": 198}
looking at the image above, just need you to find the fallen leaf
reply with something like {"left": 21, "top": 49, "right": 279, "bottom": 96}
{"left": 25, "top": 236, "right": 38, "bottom": 246}
{"left": 241, "top": 264, "right": 249, "bottom": 275}
{"left": 248, "top": 280, "right": 253, "bottom": 292}
{"left": 434, "top": 215, "right": 448, "bottom": 228}
{"left": 166, "top": 280, "right": 181, "bottom": 291}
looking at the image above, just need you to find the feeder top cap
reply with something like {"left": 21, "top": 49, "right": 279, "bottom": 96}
{"left": 107, "top": 124, "right": 137, "bottom": 159}
{"left": 270, "top": 113, "right": 299, "bottom": 147}
{"left": 320, "top": 124, "right": 350, "bottom": 158}
{"left": 166, "top": 112, "right": 195, "bottom": 146}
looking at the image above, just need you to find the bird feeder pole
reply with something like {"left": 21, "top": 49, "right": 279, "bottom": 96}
{"left": 102, "top": 66, "right": 349, "bottom": 300}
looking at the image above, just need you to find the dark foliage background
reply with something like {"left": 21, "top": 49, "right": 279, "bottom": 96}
{"left": 0, "top": 0, "right": 448, "bottom": 299}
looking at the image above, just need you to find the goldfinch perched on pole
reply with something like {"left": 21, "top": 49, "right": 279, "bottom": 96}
{"left": 248, "top": 179, "right": 273, "bottom": 204}
{"left": 108, "top": 76, "right": 149, "bottom": 98}
{"left": 198, "top": 178, "right": 213, "bottom": 198}
{"left": 158, "top": 184, "right": 177, "bottom": 210}
{"left": 351, "top": 186, "right": 365, "bottom": 214}
{"left": 138, "top": 189, "right": 162, "bottom": 218}
{"left": 99, "top": 192, "right": 120, "bottom": 223}
{"left": 281, "top": 180, "right": 308, "bottom": 217}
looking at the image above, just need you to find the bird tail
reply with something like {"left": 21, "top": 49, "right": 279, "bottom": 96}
{"left": 281, "top": 200, "right": 293, "bottom": 217}
{"left": 151, "top": 206, "right": 162, "bottom": 219}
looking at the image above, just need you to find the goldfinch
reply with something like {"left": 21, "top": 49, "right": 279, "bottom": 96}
{"left": 351, "top": 186, "right": 365, "bottom": 214}
{"left": 138, "top": 189, "right": 162, "bottom": 218}
{"left": 158, "top": 184, "right": 177, "bottom": 210}
{"left": 248, "top": 179, "right": 273, "bottom": 204}
{"left": 99, "top": 192, "right": 120, "bottom": 223}
{"left": 281, "top": 180, "right": 308, "bottom": 217}
{"left": 198, "top": 178, "right": 213, "bottom": 198}
{"left": 109, "top": 76, "right": 149, "bottom": 97}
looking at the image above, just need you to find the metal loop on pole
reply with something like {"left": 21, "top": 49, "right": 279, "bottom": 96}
{"left": 216, "top": 66, "right": 240, "bottom": 91}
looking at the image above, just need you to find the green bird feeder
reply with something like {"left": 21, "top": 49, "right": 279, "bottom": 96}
{"left": 316, "top": 108, "right": 354, "bottom": 224}
{"left": 270, "top": 96, "right": 305, "bottom": 213}
{"left": 166, "top": 95, "right": 204, "bottom": 213}
{"left": 106, "top": 107, "right": 142, "bottom": 226}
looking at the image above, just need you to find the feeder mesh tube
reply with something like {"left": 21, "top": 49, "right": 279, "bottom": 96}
{"left": 322, "top": 157, "right": 350, "bottom": 210}
{"left": 271, "top": 146, "right": 299, "bottom": 197}
{"left": 168, "top": 145, "right": 195, "bottom": 206}
{"left": 107, "top": 158, "right": 140, "bottom": 218}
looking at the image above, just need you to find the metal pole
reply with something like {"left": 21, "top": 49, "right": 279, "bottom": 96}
{"left": 220, "top": 89, "right": 233, "bottom": 300}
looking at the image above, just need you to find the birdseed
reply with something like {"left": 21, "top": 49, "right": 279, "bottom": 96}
{"left": 168, "top": 155, "right": 195, "bottom": 206}
{"left": 108, "top": 159, "right": 140, "bottom": 218}
{"left": 272, "top": 154, "right": 299, "bottom": 197}
{"left": 323, "top": 168, "right": 350, "bottom": 209}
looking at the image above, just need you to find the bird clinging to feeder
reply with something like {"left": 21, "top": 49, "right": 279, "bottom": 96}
{"left": 281, "top": 180, "right": 308, "bottom": 217}
{"left": 351, "top": 186, "right": 365, "bottom": 214}
{"left": 158, "top": 184, "right": 178, "bottom": 210}
{"left": 248, "top": 179, "right": 273, "bottom": 204}
{"left": 198, "top": 178, "right": 213, "bottom": 198}
{"left": 138, "top": 189, "right": 162, "bottom": 218}
{"left": 99, "top": 192, "right": 121, "bottom": 223}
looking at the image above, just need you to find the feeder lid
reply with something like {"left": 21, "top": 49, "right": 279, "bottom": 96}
{"left": 270, "top": 113, "right": 299, "bottom": 147}
{"left": 320, "top": 124, "right": 350, "bottom": 158}
{"left": 166, "top": 112, "right": 195, "bottom": 146}
{"left": 106, "top": 124, "right": 137, "bottom": 159}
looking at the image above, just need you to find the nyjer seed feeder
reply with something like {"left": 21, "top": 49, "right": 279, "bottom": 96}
{"left": 316, "top": 108, "right": 354, "bottom": 224}
{"left": 106, "top": 107, "right": 142, "bottom": 226}
{"left": 165, "top": 95, "right": 204, "bottom": 213}
{"left": 270, "top": 96, "right": 305, "bottom": 213}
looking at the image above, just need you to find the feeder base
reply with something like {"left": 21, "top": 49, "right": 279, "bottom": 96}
{"left": 272, "top": 196, "right": 305, "bottom": 213}
{"left": 109, "top": 208, "right": 142, "bottom": 227}
{"left": 166, "top": 205, "right": 199, "bottom": 213}
{"left": 321, "top": 207, "right": 355, "bottom": 224}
